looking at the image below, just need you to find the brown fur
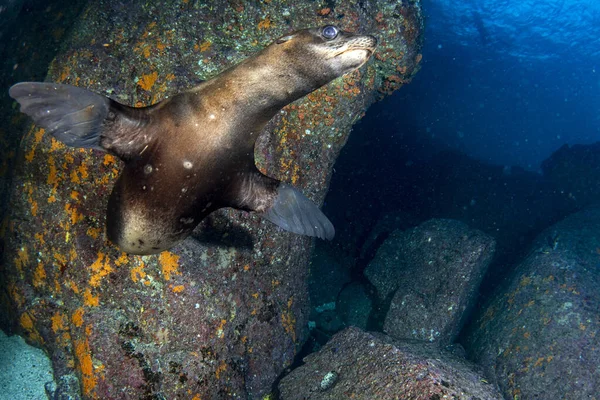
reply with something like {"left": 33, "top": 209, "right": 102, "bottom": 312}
{"left": 103, "top": 27, "right": 377, "bottom": 254}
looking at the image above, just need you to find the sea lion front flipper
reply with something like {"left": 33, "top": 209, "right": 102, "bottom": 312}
{"left": 9, "top": 82, "right": 150, "bottom": 159}
{"left": 263, "top": 182, "right": 335, "bottom": 240}
{"left": 228, "top": 172, "right": 335, "bottom": 240}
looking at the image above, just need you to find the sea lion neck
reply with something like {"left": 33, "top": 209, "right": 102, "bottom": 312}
{"left": 204, "top": 52, "right": 318, "bottom": 125}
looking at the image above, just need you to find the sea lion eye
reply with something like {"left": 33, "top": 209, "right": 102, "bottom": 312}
{"left": 322, "top": 25, "right": 339, "bottom": 40}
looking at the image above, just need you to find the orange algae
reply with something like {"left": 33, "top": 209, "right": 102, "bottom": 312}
{"left": 30, "top": 200, "right": 38, "bottom": 216}
{"left": 281, "top": 296, "right": 296, "bottom": 342}
{"left": 159, "top": 251, "right": 180, "bottom": 280}
{"left": 51, "top": 312, "right": 67, "bottom": 333}
{"left": 215, "top": 360, "right": 227, "bottom": 379}
{"left": 172, "top": 285, "right": 185, "bottom": 293}
{"left": 50, "top": 137, "right": 65, "bottom": 151}
{"left": 86, "top": 227, "right": 101, "bottom": 239}
{"left": 138, "top": 71, "right": 159, "bottom": 91}
{"left": 33, "top": 262, "right": 46, "bottom": 288}
{"left": 58, "top": 66, "right": 71, "bottom": 83}
{"left": 54, "top": 252, "right": 67, "bottom": 265}
{"left": 25, "top": 128, "right": 45, "bottom": 163}
{"left": 88, "top": 252, "right": 113, "bottom": 287}
{"left": 258, "top": 16, "right": 273, "bottom": 30}
{"left": 114, "top": 253, "right": 129, "bottom": 267}
{"left": 216, "top": 319, "right": 227, "bottom": 339}
{"left": 281, "top": 311, "right": 296, "bottom": 342}
{"left": 15, "top": 247, "right": 29, "bottom": 275}
{"left": 20, "top": 312, "right": 34, "bottom": 330}
{"left": 72, "top": 308, "right": 84, "bottom": 327}
{"left": 19, "top": 312, "right": 44, "bottom": 344}
{"left": 83, "top": 288, "right": 99, "bottom": 307}
{"left": 64, "top": 203, "right": 83, "bottom": 225}
{"left": 78, "top": 163, "right": 89, "bottom": 180}
{"left": 102, "top": 154, "right": 116, "bottom": 166}
{"left": 46, "top": 156, "right": 59, "bottom": 186}
{"left": 75, "top": 333, "right": 97, "bottom": 396}
{"left": 199, "top": 40, "right": 211, "bottom": 52}
{"left": 130, "top": 263, "right": 146, "bottom": 283}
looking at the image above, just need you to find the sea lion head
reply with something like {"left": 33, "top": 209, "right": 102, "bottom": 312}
{"left": 267, "top": 25, "right": 378, "bottom": 89}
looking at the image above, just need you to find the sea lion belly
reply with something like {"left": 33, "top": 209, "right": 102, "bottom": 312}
{"left": 106, "top": 147, "right": 230, "bottom": 254}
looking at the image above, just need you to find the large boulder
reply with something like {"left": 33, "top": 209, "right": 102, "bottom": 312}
{"left": 278, "top": 326, "right": 503, "bottom": 399}
{"left": 365, "top": 219, "right": 495, "bottom": 345}
{"left": 0, "top": 1, "right": 424, "bottom": 399}
{"left": 464, "top": 205, "right": 600, "bottom": 399}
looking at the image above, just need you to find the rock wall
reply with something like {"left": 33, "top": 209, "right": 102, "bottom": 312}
{"left": 464, "top": 205, "right": 600, "bottom": 399}
{"left": 0, "top": 1, "right": 424, "bottom": 398}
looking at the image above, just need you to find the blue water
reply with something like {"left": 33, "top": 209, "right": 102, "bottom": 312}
{"left": 389, "top": 0, "right": 600, "bottom": 170}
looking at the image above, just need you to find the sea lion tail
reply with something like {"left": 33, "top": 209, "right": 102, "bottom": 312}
{"left": 9, "top": 82, "right": 111, "bottom": 150}
{"left": 263, "top": 183, "right": 335, "bottom": 240}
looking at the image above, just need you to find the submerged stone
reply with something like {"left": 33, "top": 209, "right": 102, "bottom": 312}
{"left": 464, "top": 205, "right": 600, "bottom": 399}
{"left": 278, "top": 326, "right": 503, "bottom": 399}
{"left": 365, "top": 219, "right": 495, "bottom": 345}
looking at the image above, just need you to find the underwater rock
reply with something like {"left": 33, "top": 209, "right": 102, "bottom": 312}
{"left": 46, "top": 374, "right": 82, "bottom": 400}
{"left": 542, "top": 142, "right": 600, "bottom": 209}
{"left": 359, "top": 210, "right": 419, "bottom": 261}
{"left": 464, "top": 205, "right": 600, "bottom": 399}
{"left": 0, "top": 329, "right": 55, "bottom": 400}
{"left": 365, "top": 219, "right": 495, "bottom": 345}
{"left": 278, "top": 326, "right": 503, "bottom": 399}
{"left": 313, "top": 309, "right": 345, "bottom": 334}
{"left": 336, "top": 281, "right": 373, "bottom": 330}
{"left": 0, "top": 1, "right": 424, "bottom": 399}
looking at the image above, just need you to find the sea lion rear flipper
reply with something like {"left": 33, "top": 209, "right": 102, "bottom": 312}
{"left": 9, "top": 82, "right": 149, "bottom": 158}
{"left": 228, "top": 172, "right": 334, "bottom": 240}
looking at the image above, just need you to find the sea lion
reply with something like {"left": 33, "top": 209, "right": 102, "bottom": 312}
{"left": 9, "top": 25, "right": 377, "bottom": 255}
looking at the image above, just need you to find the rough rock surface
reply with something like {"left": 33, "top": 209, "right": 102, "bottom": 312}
{"left": 464, "top": 205, "right": 600, "bottom": 399}
{"left": 0, "top": 1, "right": 424, "bottom": 399}
{"left": 278, "top": 326, "right": 503, "bottom": 400}
{"left": 360, "top": 210, "right": 419, "bottom": 261}
{"left": 0, "top": 329, "right": 55, "bottom": 400}
{"left": 364, "top": 219, "right": 495, "bottom": 344}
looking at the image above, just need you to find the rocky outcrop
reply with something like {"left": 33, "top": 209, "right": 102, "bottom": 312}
{"left": 365, "top": 219, "right": 495, "bottom": 345}
{"left": 0, "top": 1, "right": 424, "bottom": 399}
{"left": 278, "top": 326, "right": 503, "bottom": 399}
{"left": 464, "top": 205, "right": 600, "bottom": 399}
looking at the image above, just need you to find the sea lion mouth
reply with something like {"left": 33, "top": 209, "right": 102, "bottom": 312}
{"left": 336, "top": 48, "right": 373, "bottom": 59}
{"left": 333, "top": 35, "right": 378, "bottom": 59}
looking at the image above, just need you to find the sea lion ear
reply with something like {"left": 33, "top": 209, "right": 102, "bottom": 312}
{"left": 262, "top": 183, "right": 335, "bottom": 240}
{"left": 276, "top": 34, "right": 294, "bottom": 44}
